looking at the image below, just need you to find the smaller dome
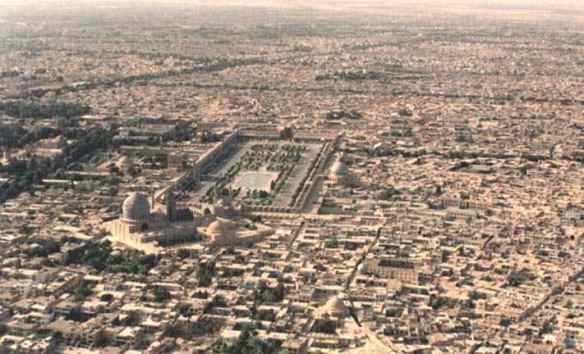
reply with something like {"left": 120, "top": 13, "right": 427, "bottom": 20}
{"left": 122, "top": 193, "right": 151, "bottom": 221}
{"left": 318, "top": 294, "right": 348, "bottom": 318}
{"left": 331, "top": 160, "right": 348, "bottom": 176}
{"left": 330, "top": 155, "right": 349, "bottom": 180}
{"left": 207, "top": 218, "right": 236, "bottom": 235}
{"left": 116, "top": 156, "right": 132, "bottom": 169}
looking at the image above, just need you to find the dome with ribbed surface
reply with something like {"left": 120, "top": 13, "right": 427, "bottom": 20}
{"left": 317, "top": 294, "right": 348, "bottom": 318}
{"left": 122, "top": 192, "right": 151, "bottom": 221}
{"left": 206, "top": 218, "right": 236, "bottom": 236}
{"left": 331, "top": 158, "right": 348, "bottom": 177}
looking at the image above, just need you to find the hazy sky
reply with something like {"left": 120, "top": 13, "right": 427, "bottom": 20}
{"left": 2, "top": 0, "right": 584, "bottom": 10}
{"left": 1, "top": 0, "right": 583, "bottom": 25}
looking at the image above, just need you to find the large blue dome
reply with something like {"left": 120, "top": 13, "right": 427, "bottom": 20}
{"left": 122, "top": 192, "right": 151, "bottom": 221}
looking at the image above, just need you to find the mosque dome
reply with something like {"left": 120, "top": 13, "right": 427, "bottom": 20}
{"left": 116, "top": 156, "right": 132, "bottom": 170}
{"left": 122, "top": 193, "right": 151, "bottom": 222}
{"left": 329, "top": 155, "right": 349, "bottom": 185}
{"left": 207, "top": 218, "right": 236, "bottom": 236}
{"left": 317, "top": 294, "right": 348, "bottom": 318}
{"left": 331, "top": 159, "right": 348, "bottom": 177}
